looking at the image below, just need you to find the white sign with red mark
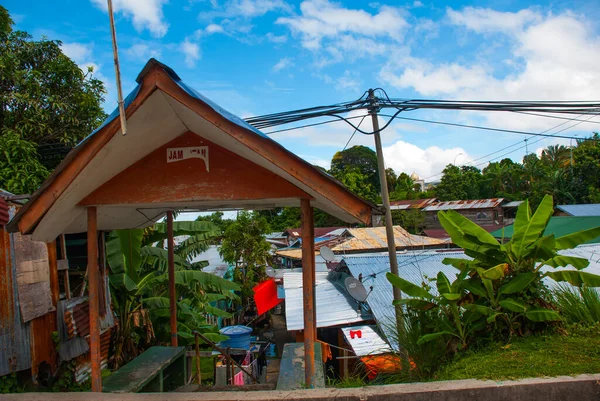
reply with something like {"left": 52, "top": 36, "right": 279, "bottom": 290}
{"left": 167, "top": 146, "right": 209, "bottom": 171}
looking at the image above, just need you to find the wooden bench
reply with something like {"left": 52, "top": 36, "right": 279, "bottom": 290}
{"left": 103, "top": 346, "right": 187, "bottom": 393}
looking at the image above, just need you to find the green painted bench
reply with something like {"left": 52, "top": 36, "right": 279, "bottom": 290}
{"left": 276, "top": 343, "right": 325, "bottom": 390}
{"left": 103, "top": 346, "right": 187, "bottom": 393}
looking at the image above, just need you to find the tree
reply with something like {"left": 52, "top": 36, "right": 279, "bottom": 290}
{"left": 541, "top": 145, "right": 570, "bottom": 170}
{"left": 391, "top": 209, "right": 425, "bottom": 234}
{"left": 0, "top": 6, "right": 106, "bottom": 193}
{"left": 219, "top": 212, "right": 271, "bottom": 309}
{"left": 335, "top": 167, "right": 378, "bottom": 202}
{"left": 572, "top": 134, "right": 600, "bottom": 203}
{"left": 386, "top": 168, "right": 397, "bottom": 194}
{"left": 331, "top": 145, "right": 379, "bottom": 190}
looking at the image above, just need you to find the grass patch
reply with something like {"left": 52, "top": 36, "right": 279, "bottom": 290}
{"left": 435, "top": 325, "right": 600, "bottom": 381}
{"left": 190, "top": 356, "right": 215, "bottom": 383}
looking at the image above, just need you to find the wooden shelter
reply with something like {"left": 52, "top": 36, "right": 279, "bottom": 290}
{"left": 7, "top": 59, "right": 375, "bottom": 391}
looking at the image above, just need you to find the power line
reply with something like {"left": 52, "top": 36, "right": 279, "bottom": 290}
{"left": 343, "top": 115, "right": 367, "bottom": 151}
{"left": 263, "top": 114, "right": 369, "bottom": 135}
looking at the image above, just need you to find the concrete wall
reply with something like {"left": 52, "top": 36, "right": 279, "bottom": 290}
{"left": 3, "top": 373, "right": 600, "bottom": 401}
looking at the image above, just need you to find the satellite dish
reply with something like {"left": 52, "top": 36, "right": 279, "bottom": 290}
{"left": 345, "top": 277, "right": 368, "bottom": 302}
{"left": 265, "top": 266, "right": 276, "bottom": 278}
{"left": 320, "top": 246, "right": 335, "bottom": 262}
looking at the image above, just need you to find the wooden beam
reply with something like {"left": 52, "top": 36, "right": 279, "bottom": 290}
{"left": 14, "top": 74, "right": 160, "bottom": 235}
{"left": 301, "top": 198, "right": 316, "bottom": 388}
{"left": 87, "top": 207, "right": 101, "bottom": 392}
{"left": 167, "top": 211, "right": 178, "bottom": 347}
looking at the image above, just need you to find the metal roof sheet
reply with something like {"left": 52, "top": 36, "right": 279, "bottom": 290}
{"left": 556, "top": 204, "right": 600, "bottom": 217}
{"left": 341, "top": 325, "right": 392, "bottom": 357}
{"left": 283, "top": 272, "right": 370, "bottom": 330}
{"left": 341, "top": 251, "right": 465, "bottom": 349}
{"left": 503, "top": 201, "right": 524, "bottom": 208}
{"left": 332, "top": 226, "right": 447, "bottom": 252}
{"left": 490, "top": 216, "right": 600, "bottom": 244}
{"left": 423, "top": 198, "right": 505, "bottom": 212}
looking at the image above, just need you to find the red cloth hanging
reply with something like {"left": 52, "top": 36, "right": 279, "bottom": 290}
{"left": 253, "top": 278, "right": 283, "bottom": 315}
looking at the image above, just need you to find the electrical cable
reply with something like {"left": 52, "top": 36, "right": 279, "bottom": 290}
{"left": 343, "top": 115, "right": 368, "bottom": 151}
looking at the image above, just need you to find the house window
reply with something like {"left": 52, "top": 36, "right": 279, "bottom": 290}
{"left": 476, "top": 212, "right": 487, "bottom": 220}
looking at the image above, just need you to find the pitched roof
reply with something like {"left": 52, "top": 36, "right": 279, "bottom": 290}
{"left": 331, "top": 226, "right": 447, "bottom": 252}
{"left": 8, "top": 59, "right": 374, "bottom": 240}
{"left": 283, "top": 271, "right": 371, "bottom": 330}
{"left": 490, "top": 216, "right": 600, "bottom": 244}
{"left": 389, "top": 198, "right": 437, "bottom": 210}
{"left": 556, "top": 204, "right": 600, "bottom": 217}
{"left": 423, "top": 198, "right": 505, "bottom": 212}
{"left": 284, "top": 227, "right": 346, "bottom": 239}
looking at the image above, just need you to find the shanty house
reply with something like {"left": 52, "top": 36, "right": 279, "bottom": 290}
{"left": 422, "top": 198, "right": 506, "bottom": 238}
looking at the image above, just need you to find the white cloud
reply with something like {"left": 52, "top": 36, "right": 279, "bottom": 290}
{"left": 335, "top": 70, "right": 360, "bottom": 92}
{"left": 224, "top": 0, "right": 292, "bottom": 18}
{"left": 380, "top": 9, "right": 600, "bottom": 132}
{"left": 266, "top": 32, "right": 288, "bottom": 43}
{"left": 413, "top": 1, "right": 423, "bottom": 8}
{"left": 383, "top": 141, "right": 473, "bottom": 179}
{"left": 272, "top": 57, "right": 293, "bottom": 72}
{"left": 446, "top": 7, "right": 540, "bottom": 34}
{"left": 90, "top": 0, "right": 169, "bottom": 37}
{"left": 61, "top": 42, "right": 92, "bottom": 64}
{"left": 205, "top": 23, "right": 224, "bottom": 34}
{"left": 125, "top": 43, "right": 162, "bottom": 60}
{"left": 277, "top": 0, "right": 408, "bottom": 51}
{"left": 180, "top": 40, "right": 201, "bottom": 67}
{"left": 300, "top": 155, "right": 331, "bottom": 170}
{"left": 199, "top": 0, "right": 291, "bottom": 21}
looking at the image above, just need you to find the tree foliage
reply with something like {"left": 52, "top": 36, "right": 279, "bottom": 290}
{"left": 0, "top": 6, "right": 106, "bottom": 193}
{"left": 219, "top": 211, "right": 271, "bottom": 307}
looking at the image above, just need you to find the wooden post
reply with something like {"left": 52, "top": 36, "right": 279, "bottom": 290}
{"left": 301, "top": 198, "right": 316, "bottom": 388}
{"left": 59, "top": 234, "right": 71, "bottom": 299}
{"left": 87, "top": 206, "right": 101, "bottom": 392}
{"left": 195, "top": 334, "right": 201, "bottom": 385}
{"left": 167, "top": 211, "right": 178, "bottom": 347}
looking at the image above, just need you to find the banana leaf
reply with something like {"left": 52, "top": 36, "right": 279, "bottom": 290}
{"left": 386, "top": 272, "right": 433, "bottom": 299}
{"left": 511, "top": 195, "right": 553, "bottom": 258}
{"left": 499, "top": 298, "right": 529, "bottom": 313}
{"left": 524, "top": 308, "right": 561, "bottom": 322}
{"left": 544, "top": 255, "right": 590, "bottom": 270}
{"left": 546, "top": 270, "right": 600, "bottom": 287}
{"left": 498, "top": 272, "right": 537, "bottom": 296}
{"left": 555, "top": 226, "right": 600, "bottom": 250}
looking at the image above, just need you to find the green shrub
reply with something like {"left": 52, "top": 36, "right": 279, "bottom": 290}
{"left": 553, "top": 285, "right": 600, "bottom": 325}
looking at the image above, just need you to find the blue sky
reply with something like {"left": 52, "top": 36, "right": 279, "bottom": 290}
{"left": 6, "top": 0, "right": 600, "bottom": 181}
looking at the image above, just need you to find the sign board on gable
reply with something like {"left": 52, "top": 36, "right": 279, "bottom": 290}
{"left": 167, "top": 146, "right": 209, "bottom": 171}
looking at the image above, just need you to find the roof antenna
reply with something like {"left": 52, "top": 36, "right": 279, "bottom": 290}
{"left": 107, "top": 0, "right": 127, "bottom": 136}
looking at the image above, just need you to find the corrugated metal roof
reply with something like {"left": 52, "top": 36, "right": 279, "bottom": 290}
{"left": 556, "top": 204, "right": 600, "bottom": 217}
{"left": 423, "top": 198, "right": 505, "bottom": 212}
{"left": 283, "top": 272, "right": 370, "bottom": 330}
{"left": 503, "top": 201, "right": 524, "bottom": 208}
{"left": 341, "top": 245, "right": 600, "bottom": 349}
{"left": 341, "top": 251, "right": 465, "bottom": 349}
{"left": 390, "top": 198, "right": 437, "bottom": 211}
{"left": 332, "top": 226, "right": 447, "bottom": 252}
{"left": 490, "top": 216, "right": 600, "bottom": 244}
{"left": 341, "top": 325, "right": 392, "bottom": 357}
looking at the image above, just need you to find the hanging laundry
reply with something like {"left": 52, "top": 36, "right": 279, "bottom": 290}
{"left": 233, "top": 371, "right": 245, "bottom": 386}
{"left": 253, "top": 278, "right": 283, "bottom": 315}
{"left": 317, "top": 340, "right": 332, "bottom": 362}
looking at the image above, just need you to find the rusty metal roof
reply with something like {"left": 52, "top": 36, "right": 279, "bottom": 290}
{"left": 332, "top": 226, "right": 447, "bottom": 252}
{"left": 389, "top": 198, "right": 437, "bottom": 211}
{"left": 423, "top": 198, "right": 505, "bottom": 212}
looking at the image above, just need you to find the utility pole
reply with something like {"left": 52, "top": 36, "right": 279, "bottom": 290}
{"left": 368, "top": 89, "right": 402, "bottom": 316}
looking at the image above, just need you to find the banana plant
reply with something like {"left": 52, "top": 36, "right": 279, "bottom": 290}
{"left": 107, "top": 222, "right": 238, "bottom": 368}
{"left": 439, "top": 195, "right": 600, "bottom": 331}
{"left": 387, "top": 270, "right": 483, "bottom": 349}
{"left": 387, "top": 195, "right": 600, "bottom": 349}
